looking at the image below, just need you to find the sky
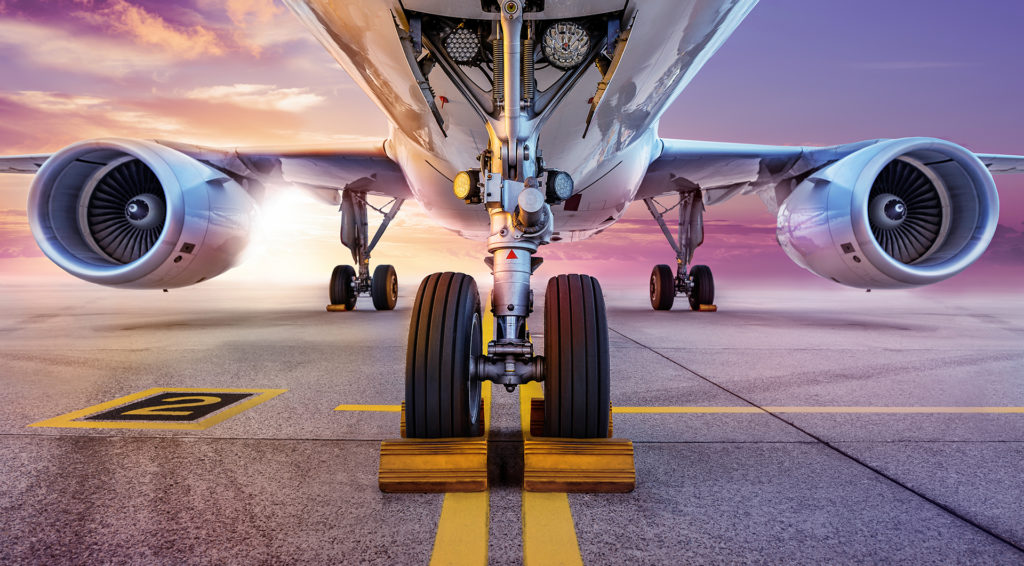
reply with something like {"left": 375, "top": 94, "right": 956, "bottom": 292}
{"left": 0, "top": 0, "right": 1022, "bottom": 294}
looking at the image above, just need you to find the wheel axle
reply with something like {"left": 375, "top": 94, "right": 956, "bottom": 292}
{"left": 470, "top": 354, "right": 545, "bottom": 388}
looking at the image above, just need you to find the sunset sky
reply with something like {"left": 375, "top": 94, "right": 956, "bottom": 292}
{"left": 1, "top": 0, "right": 1022, "bottom": 293}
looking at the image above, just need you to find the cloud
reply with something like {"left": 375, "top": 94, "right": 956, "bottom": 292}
{"left": 0, "top": 86, "right": 342, "bottom": 154}
{"left": 0, "top": 209, "right": 42, "bottom": 259}
{"left": 0, "top": 91, "right": 188, "bottom": 145}
{"left": 184, "top": 84, "right": 325, "bottom": 112}
{"left": 3, "top": 91, "right": 107, "bottom": 112}
{"left": 0, "top": 18, "right": 179, "bottom": 78}
{"left": 0, "top": 1, "right": 283, "bottom": 75}
{"left": 72, "top": 0, "right": 226, "bottom": 59}
{"left": 224, "top": 0, "right": 283, "bottom": 27}
{"left": 194, "top": 0, "right": 307, "bottom": 55}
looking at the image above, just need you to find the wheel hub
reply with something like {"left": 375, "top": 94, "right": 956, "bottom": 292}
{"left": 468, "top": 312, "right": 482, "bottom": 425}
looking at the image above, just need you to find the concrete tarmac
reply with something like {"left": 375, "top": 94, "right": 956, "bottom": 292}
{"left": 1, "top": 279, "right": 1022, "bottom": 565}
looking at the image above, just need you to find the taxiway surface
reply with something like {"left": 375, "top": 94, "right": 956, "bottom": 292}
{"left": 1, "top": 279, "right": 1022, "bottom": 565}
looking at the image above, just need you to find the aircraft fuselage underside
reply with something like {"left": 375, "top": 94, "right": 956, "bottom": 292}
{"left": 284, "top": 0, "right": 757, "bottom": 241}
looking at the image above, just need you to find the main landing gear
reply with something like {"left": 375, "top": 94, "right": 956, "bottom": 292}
{"left": 403, "top": 0, "right": 610, "bottom": 440}
{"left": 328, "top": 190, "right": 404, "bottom": 311}
{"left": 645, "top": 190, "right": 716, "bottom": 311}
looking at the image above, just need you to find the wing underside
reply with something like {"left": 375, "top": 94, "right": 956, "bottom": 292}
{"left": 637, "top": 139, "right": 1024, "bottom": 211}
{"left": 0, "top": 154, "right": 50, "bottom": 174}
{"left": 0, "top": 139, "right": 412, "bottom": 203}
{"left": 976, "top": 154, "right": 1024, "bottom": 174}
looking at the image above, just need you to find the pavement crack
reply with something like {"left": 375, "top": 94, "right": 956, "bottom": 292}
{"left": 609, "top": 326, "right": 1024, "bottom": 555}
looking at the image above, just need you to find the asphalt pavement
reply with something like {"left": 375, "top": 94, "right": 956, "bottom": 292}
{"left": 1, "top": 278, "right": 1022, "bottom": 565}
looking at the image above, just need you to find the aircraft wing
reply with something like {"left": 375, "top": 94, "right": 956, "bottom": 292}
{"left": 976, "top": 154, "right": 1024, "bottom": 174}
{"left": 158, "top": 139, "right": 412, "bottom": 203}
{"left": 0, "top": 154, "right": 51, "bottom": 174}
{"left": 0, "top": 139, "right": 412, "bottom": 204}
{"left": 636, "top": 139, "right": 1024, "bottom": 208}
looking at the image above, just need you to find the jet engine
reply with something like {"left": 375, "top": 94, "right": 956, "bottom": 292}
{"left": 777, "top": 137, "right": 999, "bottom": 289}
{"left": 28, "top": 139, "right": 257, "bottom": 289}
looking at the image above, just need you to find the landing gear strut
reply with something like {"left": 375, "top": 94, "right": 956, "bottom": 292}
{"left": 404, "top": 0, "right": 610, "bottom": 439}
{"left": 328, "top": 190, "right": 404, "bottom": 311}
{"left": 645, "top": 190, "right": 715, "bottom": 311}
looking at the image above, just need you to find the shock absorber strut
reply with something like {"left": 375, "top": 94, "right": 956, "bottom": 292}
{"left": 492, "top": 28, "right": 504, "bottom": 108}
{"left": 459, "top": 0, "right": 560, "bottom": 392}
{"left": 522, "top": 23, "right": 535, "bottom": 103}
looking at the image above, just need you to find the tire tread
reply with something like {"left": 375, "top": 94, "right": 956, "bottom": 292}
{"left": 543, "top": 274, "right": 610, "bottom": 439}
{"left": 405, "top": 272, "right": 481, "bottom": 438}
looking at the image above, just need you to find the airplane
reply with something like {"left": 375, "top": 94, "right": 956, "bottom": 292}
{"left": 2, "top": 0, "right": 1022, "bottom": 442}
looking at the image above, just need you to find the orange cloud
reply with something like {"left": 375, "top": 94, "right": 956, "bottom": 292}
{"left": 0, "top": 210, "right": 41, "bottom": 259}
{"left": 184, "top": 84, "right": 324, "bottom": 113}
{"left": 0, "top": 88, "right": 339, "bottom": 154}
{"left": 225, "top": 0, "right": 283, "bottom": 27}
{"left": 0, "top": 18, "right": 180, "bottom": 77}
{"left": 73, "top": 0, "right": 227, "bottom": 59}
{"left": 194, "top": 0, "right": 304, "bottom": 56}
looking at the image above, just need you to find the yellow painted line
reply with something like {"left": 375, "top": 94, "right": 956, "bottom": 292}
{"left": 523, "top": 491, "right": 584, "bottom": 566}
{"left": 429, "top": 302, "right": 495, "bottom": 566}
{"left": 614, "top": 406, "right": 763, "bottom": 414}
{"left": 520, "top": 380, "right": 584, "bottom": 566}
{"left": 333, "top": 404, "right": 402, "bottom": 412}
{"left": 613, "top": 406, "right": 1024, "bottom": 414}
{"left": 29, "top": 387, "right": 287, "bottom": 430}
{"left": 334, "top": 405, "right": 1024, "bottom": 415}
{"left": 430, "top": 489, "right": 490, "bottom": 566}
{"left": 429, "top": 381, "right": 492, "bottom": 566}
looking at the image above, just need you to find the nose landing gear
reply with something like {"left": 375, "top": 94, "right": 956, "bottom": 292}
{"left": 403, "top": 0, "right": 612, "bottom": 440}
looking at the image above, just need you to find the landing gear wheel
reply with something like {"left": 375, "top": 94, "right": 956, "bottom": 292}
{"left": 543, "top": 274, "right": 611, "bottom": 438}
{"left": 329, "top": 265, "right": 357, "bottom": 310}
{"left": 371, "top": 264, "right": 398, "bottom": 311}
{"left": 687, "top": 264, "right": 714, "bottom": 311}
{"left": 405, "top": 272, "right": 483, "bottom": 438}
{"left": 650, "top": 264, "right": 675, "bottom": 311}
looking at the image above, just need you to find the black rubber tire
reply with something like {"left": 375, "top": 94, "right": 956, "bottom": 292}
{"left": 405, "top": 272, "right": 483, "bottom": 438}
{"left": 688, "top": 264, "right": 715, "bottom": 311}
{"left": 329, "top": 265, "right": 357, "bottom": 310}
{"left": 650, "top": 264, "right": 675, "bottom": 310}
{"left": 371, "top": 264, "right": 398, "bottom": 311}
{"left": 543, "top": 274, "right": 611, "bottom": 439}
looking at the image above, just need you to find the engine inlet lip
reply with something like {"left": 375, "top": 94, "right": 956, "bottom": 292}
{"left": 848, "top": 137, "right": 999, "bottom": 285}
{"left": 28, "top": 138, "right": 186, "bottom": 285}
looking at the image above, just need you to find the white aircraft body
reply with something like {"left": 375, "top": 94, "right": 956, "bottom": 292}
{"left": 3, "top": 0, "right": 1023, "bottom": 439}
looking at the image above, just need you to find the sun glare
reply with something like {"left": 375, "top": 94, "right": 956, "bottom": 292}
{"left": 233, "top": 186, "right": 339, "bottom": 283}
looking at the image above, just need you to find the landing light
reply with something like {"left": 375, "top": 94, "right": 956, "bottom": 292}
{"left": 454, "top": 171, "right": 478, "bottom": 202}
{"left": 445, "top": 27, "right": 480, "bottom": 65}
{"left": 546, "top": 171, "right": 573, "bottom": 203}
{"left": 541, "top": 21, "right": 590, "bottom": 70}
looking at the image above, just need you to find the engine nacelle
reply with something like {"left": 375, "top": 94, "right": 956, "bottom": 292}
{"left": 777, "top": 137, "right": 999, "bottom": 289}
{"left": 28, "top": 139, "right": 257, "bottom": 289}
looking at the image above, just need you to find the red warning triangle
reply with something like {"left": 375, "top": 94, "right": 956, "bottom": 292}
{"left": 506, "top": 250, "right": 518, "bottom": 260}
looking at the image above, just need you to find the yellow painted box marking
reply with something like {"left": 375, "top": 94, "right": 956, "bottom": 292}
{"left": 29, "top": 387, "right": 287, "bottom": 430}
